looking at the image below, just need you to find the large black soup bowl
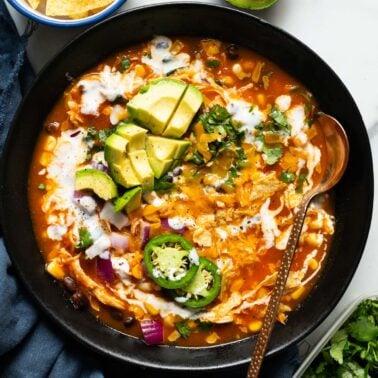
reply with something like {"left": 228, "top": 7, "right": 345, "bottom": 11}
{"left": 0, "top": 2, "right": 373, "bottom": 371}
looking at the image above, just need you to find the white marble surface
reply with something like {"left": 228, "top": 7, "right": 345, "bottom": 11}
{"left": 7, "top": 0, "right": 378, "bottom": 360}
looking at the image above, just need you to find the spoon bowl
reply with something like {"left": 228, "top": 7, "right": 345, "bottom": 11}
{"left": 247, "top": 113, "right": 350, "bottom": 378}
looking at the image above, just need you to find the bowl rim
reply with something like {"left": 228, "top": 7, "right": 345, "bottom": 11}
{"left": 0, "top": 1, "right": 373, "bottom": 371}
{"left": 6, "top": 0, "right": 127, "bottom": 28}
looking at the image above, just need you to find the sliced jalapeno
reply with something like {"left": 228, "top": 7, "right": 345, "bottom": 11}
{"left": 171, "top": 257, "right": 222, "bottom": 308}
{"left": 144, "top": 234, "right": 200, "bottom": 289}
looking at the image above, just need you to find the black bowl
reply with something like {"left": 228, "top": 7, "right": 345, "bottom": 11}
{"left": 0, "top": 2, "right": 373, "bottom": 371}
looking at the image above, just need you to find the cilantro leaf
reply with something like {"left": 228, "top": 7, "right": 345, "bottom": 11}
{"left": 206, "top": 59, "right": 220, "bottom": 68}
{"left": 196, "top": 320, "right": 213, "bottom": 332}
{"left": 176, "top": 321, "right": 191, "bottom": 339}
{"left": 330, "top": 329, "right": 348, "bottom": 364}
{"left": 154, "top": 174, "right": 174, "bottom": 192}
{"left": 280, "top": 171, "right": 296, "bottom": 184}
{"left": 348, "top": 317, "right": 378, "bottom": 342}
{"left": 76, "top": 228, "right": 93, "bottom": 249}
{"left": 269, "top": 107, "right": 291, "bottom": 135}
{"left": 262, "top": 144, "right": 283, "bottom": 165}
{"left": 119, "top": 56, "right": 131, "bottom": 73}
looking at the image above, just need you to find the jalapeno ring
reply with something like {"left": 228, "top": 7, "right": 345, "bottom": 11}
{"left": 144, "top": 234, "right": 200, "bottom": 289}
{"left": 170, "top": 257, "right": 222, "bottom": 308}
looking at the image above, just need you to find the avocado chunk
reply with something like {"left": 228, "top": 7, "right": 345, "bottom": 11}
{"left": 163, "top": 84, "right": 203, "bottom": 138}
{"left": 146, "top": 136, "right": 191, "bottom": 178}
{"left": 116, "top": 123, "right": 147, "bottom": 152}
{"left": 109, "top": 159, "right": 140, "bottom": 188}
{"left": 104, "top": 134, "right": 128, "bottom": 166}
{"left": 114, "top": 186, "right": 142, "bottom": 214}
{"left": 127, "top": 79, "right": 187, "bottom": 135}
{"left": 75, "top": 168, "right": 118, "bottom": 200}
{"left": 129, "top": 150, "right": 154, "bottom": 192}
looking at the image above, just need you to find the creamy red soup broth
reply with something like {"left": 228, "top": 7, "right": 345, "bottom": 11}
{"left": 29, "top": 36, "right": 334, "bottom": 346}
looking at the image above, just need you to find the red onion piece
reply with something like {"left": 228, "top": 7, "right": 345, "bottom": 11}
{"left": 161, "top": 218, "right": 187, "bottom": 234}
{"left": 73, "top": 190, "right": 87, "bottom": 199}
{"left": 140, "top": 221, "right": 150, "bottom": 248}
{"left": 96, "top": 256, "right": 114, "bottom": 283}
{"left": 141, "top": 320, "right": 163, "bottom": 345}
{"left": 110, "top": 232, "right": 129, "bottom": 251}
{"left": 92, "top": 161, "right": 108, "bottom": 173}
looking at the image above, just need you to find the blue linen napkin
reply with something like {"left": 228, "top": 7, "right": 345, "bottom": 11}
{"left": 0, "top": 3, "right": 302, "bottom": 376}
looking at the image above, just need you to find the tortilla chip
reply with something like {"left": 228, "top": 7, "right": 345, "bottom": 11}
{"left": 46, "top": 0, "right": 114, "bottom": 17}
{"left": 27, "top": 0, "right": 41, "bottom": 9}
{"left": 69, "top": 11, "right": 89, "bottom": 19}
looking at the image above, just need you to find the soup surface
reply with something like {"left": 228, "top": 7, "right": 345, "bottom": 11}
{"left": 29, "top": 36, "right": 334, "bottom": 346}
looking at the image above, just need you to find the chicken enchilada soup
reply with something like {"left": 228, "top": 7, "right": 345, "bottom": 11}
{"left": 29, "top": 36, "right": 334, "bottom": 346}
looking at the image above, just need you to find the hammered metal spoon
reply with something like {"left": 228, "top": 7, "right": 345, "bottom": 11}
{"left": 247, "top": 113, "right": 349, "bottom": 378}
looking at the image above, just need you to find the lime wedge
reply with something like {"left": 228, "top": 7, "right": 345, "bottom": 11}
{"left": 227, "top": 0, "right": 278, "bottom": 10}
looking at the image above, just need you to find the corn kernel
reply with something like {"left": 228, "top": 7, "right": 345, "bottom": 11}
{"left": 44, "top": 136, "right": 56, "bottom": 152}
{"left": 168, "top": 330, "right": 181, "bottom": 342}
{"left": 305, "top": 233, "right": 324, "bottom": 248}
{"left": 248, "top": 320, "right": 263, "bottom": 332}
{"left": 145, "top": 303, "right": 159, "bottom": 316}
{"left": 222, "top": 76, "right": 234, "bottom": 86}
{"left": 232, "top": 63, "right": 250, "bottom": 80}
{"left": 46, "top": 261, "right": 65, "bottom": 280}
{"left": 308, "top": 258, "right": 319, "bottom": 271}
{"left": 39, "top": 151, "right": 52, "bottom": 167}
{"left": 135, "top": 64, "right": 146, "bottom": 78}
{"left": 291, "top": 286, "right": 305, "bottom": 300}
{"left": 163, "top": 314, "right": 176, "bottom": 328}
{"left": 257, "top": 94, "right": 266, "bottom": 106}
{"left": 206, "top": 332, "right": 220, "bottom": 344}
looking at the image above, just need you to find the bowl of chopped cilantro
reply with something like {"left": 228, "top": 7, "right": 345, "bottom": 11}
{"left": 295, "top": 295, "right": 378, "bottom": 377}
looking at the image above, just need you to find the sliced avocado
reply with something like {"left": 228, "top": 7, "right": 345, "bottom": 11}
{"left": 75, "top": 168, "right": 118, "bottom": 200}
{"left": 127, "top": 79, "right": 187, "bottom": 135}
{"left": 104, "top": 134, "right": 128, "bottom": 166}
{"left": 109, "top": 158, "right": 140, "bottom": 188}
{"left": 163, "top": 84, "right": 203, "bottom": 138}
{"left": 116, "top": 123, "right": 147, "bottom": 152}
{"left": 114, "top": 187, "right": 142, "bottom": 214}
{"left": 129, "top": 150, "right": 154, "bottom": 192}
{"left": 146, "top": 136, "right": 191, "bottom": 178}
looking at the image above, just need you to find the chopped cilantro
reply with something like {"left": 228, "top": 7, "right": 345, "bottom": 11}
{"left": 235, "top": 147, "right": 248, "bottom": 169}
{"left": 225, "top": 166, "right": 238, "bottom": 187}
{"left": 154, "top": 174, "right": 175, "bottom": 192}
{"left": 76, "top": 228, "right": 93, "bottom": 249}
{"left": 295, "top": 171, "right": 309, "bottom": 193}
{"left": 176, "top": 321, "right": 191, "bottom": 339}
{"left": 119, "top": 56, "right": 131, "bottom": 73}
{"left": 280, "top": 171, "right": 296, "bottom": 184}
{"left": 262, "top": 144, "right": 283, "bottom": 165}
{"left": 187, "top": 150, "right": 205, "bottom": 166}
{"left": 83, "top": 127, "right": 115, "bottom": 156}
{"left": 38, "top": 183, "right": 46, "bottom": 190}
{"left": 196, "top": 320, "right": 213, "bottom": 332}
{"left": 206, "top": 59, "right": 220, "bottom": 68}
{"left": 269, "top": 107, "right": 291, "bottom": 135}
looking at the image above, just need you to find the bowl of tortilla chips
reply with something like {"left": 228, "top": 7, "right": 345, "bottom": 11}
{"left": 7, "top": 0, "right": 126, "bottom": 27}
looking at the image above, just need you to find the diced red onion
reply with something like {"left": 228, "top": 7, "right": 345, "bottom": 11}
{"left": 96, "top": 256, "right": 115, "bottom": 283}
{"left": 161, "top": 218, "right": 187, "bottom": 234}
{"left": 140, "top": 221, "right": 150, "bottom": 248}
{"left": 110, "top": 232, "right": 129, "bottom": 251}
{"left": 100, "top": 202, "right": 130, "bottom": 230}
{"left": 92, "top": 161, "right": 108, "bottom": 173}
{"left": 141, "top": 320, "right": 163, "bottom": 345}
{"left": 73, "top": 190, "right": 87, "bottom": 199}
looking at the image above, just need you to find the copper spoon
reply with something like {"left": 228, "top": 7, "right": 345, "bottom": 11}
{"left": 247, "top": 113, "right": 350, "bottom": 378}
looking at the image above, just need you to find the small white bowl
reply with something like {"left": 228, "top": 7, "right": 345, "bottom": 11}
{"left": 6, "top": 0, "right": 127, "bottom": 28}
{"left": 294, "top": 292, "right": 378, "bottom": 377}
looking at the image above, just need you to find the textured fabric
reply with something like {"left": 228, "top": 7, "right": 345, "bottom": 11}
{"left": 0, "top": 2, "right": 302, "bottom": 376}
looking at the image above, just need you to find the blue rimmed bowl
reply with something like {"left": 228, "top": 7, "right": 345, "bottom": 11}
{"left": 6, "top": 0, "right": 127, "bottom": 28}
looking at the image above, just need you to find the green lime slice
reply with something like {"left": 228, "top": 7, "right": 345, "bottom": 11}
{"left": 227, "top": 0, "right": 278, "bottom": 10}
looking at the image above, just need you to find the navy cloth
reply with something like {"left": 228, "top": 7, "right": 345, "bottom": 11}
{"left": 0, "top": 2, "right": 302, "bottom": 377}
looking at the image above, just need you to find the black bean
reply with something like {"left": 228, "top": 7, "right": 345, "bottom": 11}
{"left": 172, "top": 167, "right": 183, "bottom": 176}
{"left": 226, "top": 44, "right": 239, "bottom": 60}
{"left": 123, "top": 316, "right": 135, "bottom": 327}
{"left": 44, "top": 121, "right": 60, "bottom": 134}
{"left": 109, "top": 308, "right": 124, "bottom": 322}
{"left": 70, "top": 291, "right": 89, "bottom": 310}
{"left": 166, "top": 174, "right": 174, "bottom": 183}
{"left": 155, "top": 41, "right": 169, "bottom": 49}
{"left": 62, "top": 276, "right": 77, "bottom": 293}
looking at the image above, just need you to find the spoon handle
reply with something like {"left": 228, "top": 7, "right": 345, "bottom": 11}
{"left": 247, "top": 198, "right": 311, "bottom": 378}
